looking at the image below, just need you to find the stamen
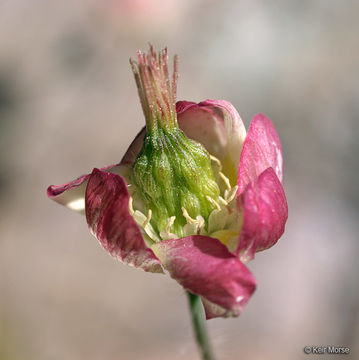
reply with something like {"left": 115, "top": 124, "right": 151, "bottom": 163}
{"left": 206, "top": 196, "right": 221, "bottom": 211}
{"left": 226, "top": 185, "right": 238, "bottom": 204}
{"left": 143, "top": 209, "right": 152, "bottom": 228}
{"left": 182, "top": 207, "right": 197, "bottom": 224}
{"left": 210, "top": 154, "right": 222, "bottom": 169}
{"left": 166, "top": 216, "right": 176, "bottom": 233}
{"left": 196, "top": 216, "right": 205, "bottom": 234}
{"left": 128, "top": 196, "right": 134, "bottom": 215}
{"left": 219, "top": 171, "right": 231, "bottom": 191}
{"left": 218, "top": 196, "right": 228, "bottom": 206}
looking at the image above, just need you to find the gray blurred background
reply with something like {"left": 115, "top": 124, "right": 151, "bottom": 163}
{"left": 0, "top": 0, "right": 358, "bottom": 359}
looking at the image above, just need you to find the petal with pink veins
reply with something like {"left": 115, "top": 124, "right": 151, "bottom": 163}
{"left": 177, "top": 100, "right": 246, "bottom": 185}
{"left": 237, "top": 113, "right": 283, "bottom": 194}
{"left": 85, "top": 168, "right": 163, "bottom": 273}
{"left": 237, "top": 168, "right": 288, "bottom": 262}
{"left": 46, "top": 128, "right": 146, "bottom": 213}
{"left": 152, "top": 235, "right": 256, "bottom": 319}
{"left": 47, "top": 163, "right": 118, "bottom": 213}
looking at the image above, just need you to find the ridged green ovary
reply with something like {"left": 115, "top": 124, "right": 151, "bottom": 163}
{"left": 130, "top": 127, "right": 220, "bottom": 238}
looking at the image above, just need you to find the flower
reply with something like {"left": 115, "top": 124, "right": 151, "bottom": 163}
{"left": 47, "top": 47, "right": 288, "bottom": 319}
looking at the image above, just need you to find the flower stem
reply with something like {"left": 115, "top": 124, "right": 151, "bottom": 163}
{"left": 187, "top": 292, "right": 216, "bottom": 360}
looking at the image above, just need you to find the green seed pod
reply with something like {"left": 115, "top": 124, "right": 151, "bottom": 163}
{"left": 131, "top": 127, "right": 220, "bottom": 237}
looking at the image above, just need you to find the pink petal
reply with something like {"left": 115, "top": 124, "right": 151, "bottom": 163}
{"left": 201, "top": 298, "right": 240, "bottom": 320}
{"left": 176, "top": 100, "right": 246, "bottom": 183}
{"left": 152, "top": 235, "right": 256, "bottom": 319}
{"left": 47, "top": 163, "right": 118, "bottom": 213}
{"left": 85, "top": 168, "right": 163, "bottom": 273}
{"left": 237, "top": 168, "right": 288, "bottom": 262}
{"left": 46, "top": 128, "right": 146, "bottom": 212}
{"left": 237, "top": 113, "right": 283, "bottom": 194}
{"left": 175, "top": 100, "right": 196, "bottom": 114}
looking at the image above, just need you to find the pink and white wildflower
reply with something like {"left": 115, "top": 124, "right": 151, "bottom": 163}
{"left": 47, "top": 47, "right": 287, "bottom": 319}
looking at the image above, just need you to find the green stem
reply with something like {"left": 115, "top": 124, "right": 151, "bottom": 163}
{"left": 187, "top": 292, "right": 216, "bottom": 360}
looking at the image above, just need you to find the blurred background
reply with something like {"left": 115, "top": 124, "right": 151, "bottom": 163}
{"left": 0, "top": 0, "right": 358, "bottom": 359}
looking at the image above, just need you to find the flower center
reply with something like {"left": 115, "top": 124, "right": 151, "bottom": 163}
{"left": 129, "top": 154, "right": 242, "bottom": 251}
{"left": 129, "top": 46, "right": 238, "bottom": 241}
